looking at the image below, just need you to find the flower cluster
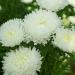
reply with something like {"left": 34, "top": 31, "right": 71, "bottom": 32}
{"left": 0, "top": 0, "right": 75, "bottom": 75}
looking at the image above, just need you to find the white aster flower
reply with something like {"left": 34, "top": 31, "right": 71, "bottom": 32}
{"left": 21, "top": 0, "right": 33, "bottom": 3}
{"left": 0, "top": 19, "right": 24, "bottom": 47}
{"left": 52, "top": 27, "right": 75, "bottom": 53}
{"left": 36, "top": 0, "right": 69, "bottom": 11}
{"left": 23, "top": 9, "right": 62, "bottom": 45}
{"left": 2, "top": 47, "right": 42, "bottom": 75}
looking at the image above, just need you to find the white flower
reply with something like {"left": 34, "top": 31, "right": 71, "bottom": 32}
{"left": 21, "top": 0, "right": 33, "bottom": 3}
{"left": 23, "top": 9, "right": 62, "bottom": 45}
{"left": 0, "top": 19, "right": 24, "bottom": 47}
{"left": 52, "top": 27, "right": 75, "bottom": 53}
{"left": 2, "top": 47, "right": 42, "bottom": 75}
{"left": 68, "top": 16, "right": 75, "bottom": 24}
{"left": 36, "top": 0, "right": 69, "bottom": 11}
{"left": 68, "top": 0, "right": 75, "bottom": 7}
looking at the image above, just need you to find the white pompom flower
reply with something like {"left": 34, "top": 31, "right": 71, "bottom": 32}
{"left": 2, "top": 47, "right": 43, "bottom": 75}
{"left": 52, "top": 27, "right": 75, "bottom": 53}
{"left": 36, "top": 0, "right": 69, "bottom": 11}
{"left": 0, "top": 19, "right": 24, "bottom": 47}
{"left": 23, "top": 9, "right": 62, "bottom": 45}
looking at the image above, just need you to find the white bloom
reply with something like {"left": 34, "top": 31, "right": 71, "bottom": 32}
{"left": 52, "top": 27, "right": 75, "bottom": 53}
{"left": 23, "top": 9, "right": 61, "bottom": 45}
{"left": 68, "top": 0, "right": 75, "bottom": 7}
{"left": 68, "top": 16, "right": 75, "bottom": 24}
{"left": 36, "top": 0, "right": 69, "bottom": 11}
{"left": 0, "top": 19, "right": 24, "bottom": 47}
{"left": 2, "top": 47, "right": 42, "bottom": 75}
{"left": 21, "top": 0, "right": 33, "bottom": 3}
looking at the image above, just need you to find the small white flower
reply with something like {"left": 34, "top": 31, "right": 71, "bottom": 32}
{"left": 68, "top": 16, "right": 75, "bottom": 24}
{"left": 2, "top": 47, "right": 42, "bottom": 75}
{"left": 21, "top": 0, "right": 33, "bottom": 3}
{"left": 36, "top": 0, "right": 69, "bottom": 11}
{"left": 52, "top": 27, "right": 75, "bottom": 53}
{"left": 68, "top": 0, "right": 75, "bottom": 7}
{"left": 23, "top": 9, "right": 62, "bottom": 45}
{"left": 0, "top": 19, "right": 24, "bottom": 47}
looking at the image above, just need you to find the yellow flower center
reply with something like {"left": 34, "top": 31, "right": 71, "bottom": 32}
{"left": 11, "top": 53, "right": 27, "bottom": 68}
{"left": 5, "top": 31, "right": 15, "bottom": 38}
{"left": 37, "top": 17, "right": 48, "bottom": 26}
{"left": 40, "top": 20, "right": 47, "bottom": 25}
{"left": 64, "top": 34, "right": 72, "bottom": 42}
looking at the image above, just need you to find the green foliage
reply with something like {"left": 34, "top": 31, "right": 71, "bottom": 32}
{"left": 0, "top": 0, "right": 75, "bottom": 75}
